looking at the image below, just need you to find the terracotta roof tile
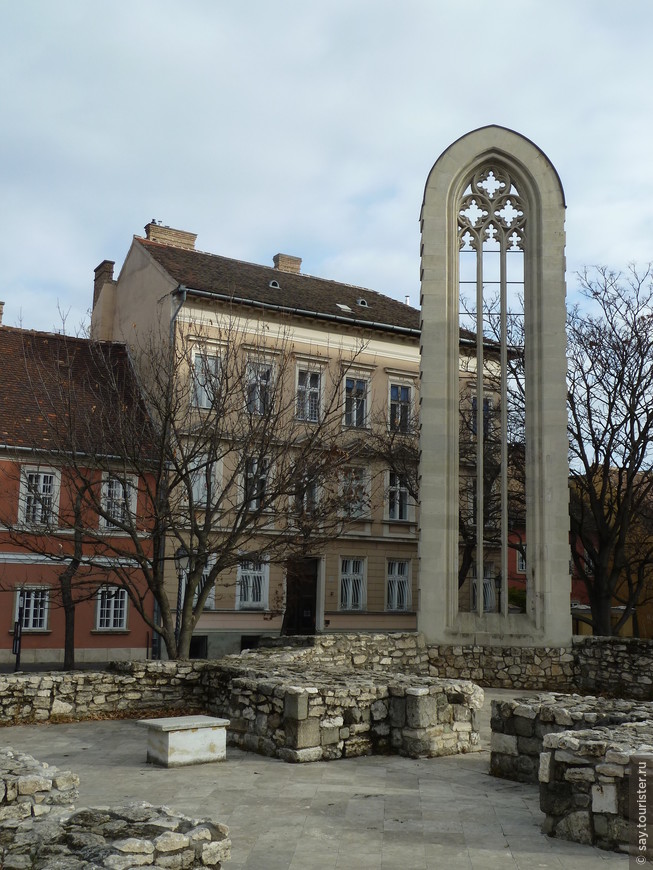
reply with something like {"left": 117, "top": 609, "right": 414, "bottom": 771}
{"left": 136, "top": 238, "right": 421, "bottom": 334}
{"left": 0, "top": 328, "right": 144, "bottom": 454}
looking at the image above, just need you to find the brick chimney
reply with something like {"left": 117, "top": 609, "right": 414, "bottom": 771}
{"left": 0, "top": 301, "right": 4, "bottom": 326}
{"left": 273, "top": 253, "right": 302, "bottom": 274}
{"left": 93, "top": 260, "right": 115, "bottom": 308}
{"left": 144, "top": 221, "right": 197, "bottom": 251}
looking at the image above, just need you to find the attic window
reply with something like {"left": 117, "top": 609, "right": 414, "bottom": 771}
{"left": 356, "top": 298, "right": 369, "bottom": 308}
{"left": 268, "top": 280, "right": 281, "bottom": 290}
{"left": 336, "top": 303, "right": 352, "bottom": 313}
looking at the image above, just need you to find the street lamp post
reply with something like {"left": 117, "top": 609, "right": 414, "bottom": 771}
{"left": 174, "top": 545, "right": 189, "bottom": 648}
{"left": 12, "top": 590, "right": 25, "bottom": 672}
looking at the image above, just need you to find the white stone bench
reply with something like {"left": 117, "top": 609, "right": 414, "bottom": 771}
{"left": 138, "top": 715, "right": 230, "bottom": 767}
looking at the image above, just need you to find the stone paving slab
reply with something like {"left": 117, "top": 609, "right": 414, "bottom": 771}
{"left": 0, "top": 690, "right": 627, "bottom": 868}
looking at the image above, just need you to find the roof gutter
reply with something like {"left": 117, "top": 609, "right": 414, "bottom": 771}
{"left": 0, "top": 443, "right": 135, "bottom": 462}
{"left": 183, "top": 287, "right": 421, "bottom": 338}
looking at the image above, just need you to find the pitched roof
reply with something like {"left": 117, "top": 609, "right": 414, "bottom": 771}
{"left": 136, "top": 237, "right": 422, "bottom": 335}
{"left": 0, "top": 327, "right": 146, "bottom": 454}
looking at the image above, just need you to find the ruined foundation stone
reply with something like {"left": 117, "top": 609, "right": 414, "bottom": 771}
{"left": 539, "top": 722, "right": 653, "bottom": 855}
{"left": 0, "top": 748, "right": 230, "bottom": 869}
{"left": 2, "top": 634, "right": 652, "bottom": 734}
{"left": 490, "top": 693, "right": 653, "bottom": 783}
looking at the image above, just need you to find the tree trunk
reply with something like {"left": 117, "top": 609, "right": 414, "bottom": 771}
{"left": 59, "top": 573, "right": 76, "bottom": 670}
{"left": 592, "top": 594, "right": 614, "bottom": 636}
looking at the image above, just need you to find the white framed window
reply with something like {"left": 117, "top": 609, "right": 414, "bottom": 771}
{"left": 244, "top": 457, "right": 268, "bottom": 511}
{"left": 516, "top": 548, "right": 526, "bottom": 573}
{"left": 344, "top": 376, "right": 368, "bottom": 428}
{"left": 15, "top": 588, "right": 49, "bottom": 630}
{"left": 294, "top": 476, "right": 318, "bottom": 517}
{"left": 340, "top": 558, "right": 365, "bottom": 610}
{"left": 296, "top": 368, "right": 321, "bottom": 422}
{"left": 388, "top": 472, "right": 410, "bottom": 521}
{"left": 188, "top": 454, "right": 219, "bottom": 508}
{"left": 96, "top": 586, "right": 128, "bottom": 630}
{"left": 389, "top": 383, "right": 412, "bottom": 433}
{"left": 342, "top": 466, "right": 370, "bottom": 518}
{"left": 101, "top": 474, "right": 136, "bottom": 529}
{"left": 21, "top": 468, "right": 60, "bottom": 526}
{"left": 236, "top": 558, "right": 269, "bottom": 609}
{"left": 192, "top": 351, "right": 221, "bottom": 409}
{"left": 246, "top": 361, "right": 273, "bottom": 415}
{"left": 387, "top": 560, "right": 411, "bottom": 611}
{"left": 185, "top": 556, "right": 216, "bottom": 610}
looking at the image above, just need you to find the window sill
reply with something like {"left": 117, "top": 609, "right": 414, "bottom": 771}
{"left": 91, "top": 629, "right": 130, "bottom": 635}
{"left": 16, "top": 523, "right": 60, "bottom": 532}
{"left": 9, "top": 629, "right": 51, "bottom": 635}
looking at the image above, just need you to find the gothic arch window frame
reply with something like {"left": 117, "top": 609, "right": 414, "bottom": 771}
{"left": 418, "top": 126, "right": 570, "bottom": 644}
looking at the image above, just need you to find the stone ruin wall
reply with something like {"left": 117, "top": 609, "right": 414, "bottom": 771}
{"left": 259, "top": 633, "right": 653, "bottom": 697}
{"left": 0, "top": 747, "right": 230, "bottom": 868}
{"left": 490, "top": 693, "right": 653, "bottom": 783}
{"left": 0, "top": 634, "right": 651, "bottom": 732}
{"left": 539, "top": 722, "right": 653, "bottom": 855}
{"left": 201, "top": 667, "right": 483, "bottom": 762}
{"left": 574, "top": 636, "right": 653, "bottom": 699}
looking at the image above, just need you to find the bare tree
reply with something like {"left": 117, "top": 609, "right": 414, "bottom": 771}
{"left": 3, "top": 321, "right": 367, "bottom": 660}
{"left": 568, "top": 265, "right": 653, "bottom": 635}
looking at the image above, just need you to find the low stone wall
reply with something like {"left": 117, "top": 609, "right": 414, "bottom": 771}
{"left": 202, "top": 665, "right": 483, "bottom": 762}
{"left": 0, "top": 747, "right": 79, "bottom": 822}
{"left": 0, "top": 748, "right": 230, "bottom": 869}
{"left": 4, "top": 802, "right": 231, "bottom": 869}
{"left": 260, "top": 632, "right": 430, "bottom": 672}
{"left": 490, "top": 693, "right": 653, "bottom": 783}
{"left": 270, "top": 633, "right": 653, "bottom": 699}
{"left": 0, "top": 648, "right": 483, "bottom": 764}
{"left": 539, "top": 722, "right": 653, "bottom": 855}
{"left": 0, "top": 660, "right": 209, "bottom": 725}
{"left": 574, "top": 636, "right": 653, "bottom": 700}
{"left": 3, "top": 634, "right": 653, "bottom": 732}
{"left": 261, "top": 634, "right": 577, "bottom": 690}
{"left": 427, "top": 644, "right": 576, "bottom": 690}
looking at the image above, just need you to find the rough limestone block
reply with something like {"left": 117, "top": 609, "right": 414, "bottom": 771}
{"left": 285, "top": 716, "right": 320, "bottom": 750}
{"left": 591, "top": 783, "right": 617, "bottom": 815}
{"left": 278, "top": 747, "right": 323, "bottom": 763}
{"left": 406, "top": 692, "right": 438, "bottom": 728}
{"left": 321, "top": 725, "right": 340, "bottom": 746}
{"left": 491, "top": 732, "right": 518, "bottom": 756}
{"left": 539, "top": 752, "right": 552, "bottom": 783}
{"left": 284, "top": 691, "right": 308, "bottom": 721}
{"left": 389, "top": 697, "right": 406, "bottom": 728}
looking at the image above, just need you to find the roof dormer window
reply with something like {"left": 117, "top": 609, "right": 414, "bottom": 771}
{"left": 336, "top": 303, "right": 352, "bottom": 313}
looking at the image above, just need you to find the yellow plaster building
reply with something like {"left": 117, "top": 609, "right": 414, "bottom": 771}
{"left": 92, "top": 222, "right": 421, "bottom": 656}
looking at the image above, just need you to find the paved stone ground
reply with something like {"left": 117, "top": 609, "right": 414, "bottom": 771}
{"left": 0, "top": 689, "right": 627, "bottom": 869}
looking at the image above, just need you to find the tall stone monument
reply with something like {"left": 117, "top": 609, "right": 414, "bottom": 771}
{"left": 418, "top": 126, "right": 571, "bottom": 646}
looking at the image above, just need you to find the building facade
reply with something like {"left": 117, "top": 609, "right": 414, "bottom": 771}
{"left": 92, "top": 223, "right": 422, "bottom": 657}
{"left": 0, "top": 328, "right": 155, "bottom": 666}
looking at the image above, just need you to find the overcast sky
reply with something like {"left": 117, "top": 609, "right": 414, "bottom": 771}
{"left": 2, "top": 1, "right": 652, "bottom": 332}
